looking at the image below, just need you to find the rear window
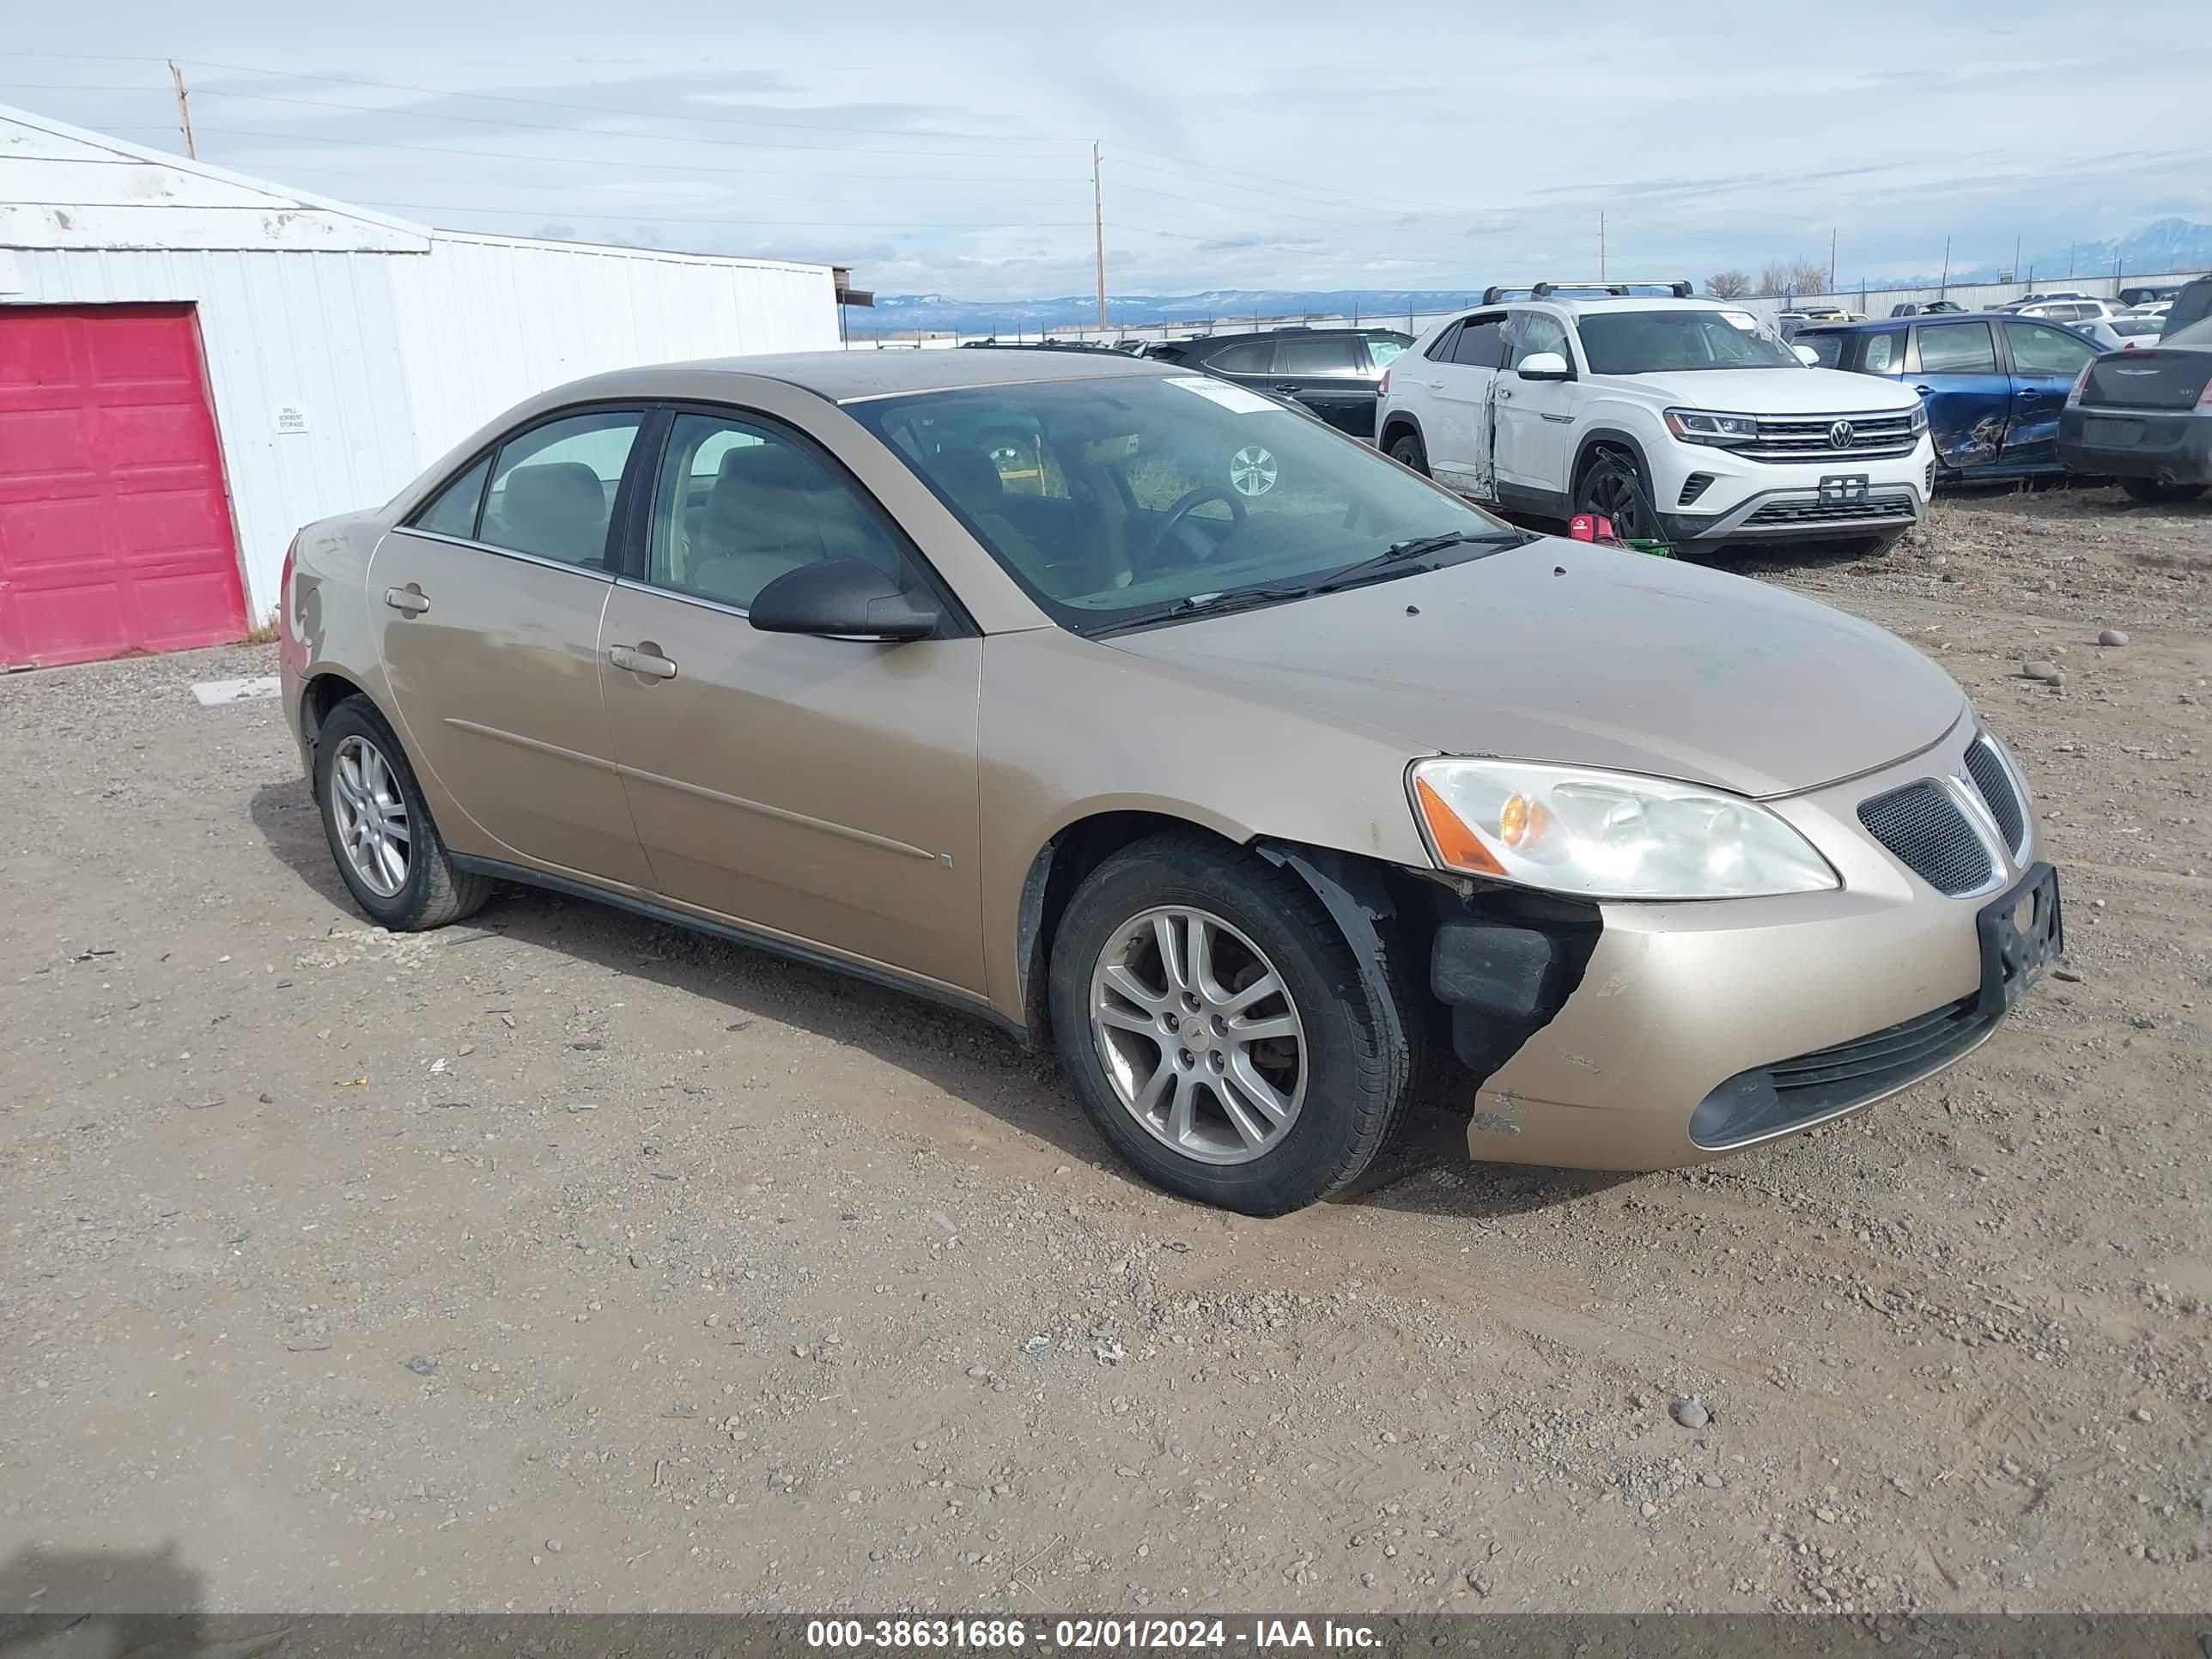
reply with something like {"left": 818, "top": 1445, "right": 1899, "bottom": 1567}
{"left": 1863, "top": 331, "right": 1903, "bottom": 373}
{"left": 1273, "top": 335, "right": 1362, "bottom": 375}
{"left": 1206, "top": 341, "right": 1272, "bottom": 374}
{"left": 1798, "top": 332, "right": 1844, "bottom": 368}
{"left": 1917, "top": 321, "right": 1997, "bottom": 374}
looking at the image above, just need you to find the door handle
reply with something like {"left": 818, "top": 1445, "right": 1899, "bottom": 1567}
{"left": 1914, "top": 385, "right": 1934, "bottom": 396}
{"left": 2018, "top": 391, "right": 2044, "bottom": 402}
{"left": 608, "top": 643, "right": 678, "bottom": 680}
{"left": 1271, "top": 383, "right": 1302, "bottom": 394}
{"left": 1497, "top": 387, "right": 1514, "bottom": 401}
{"left": 383, "top": 586, "right": 429, "bottom": 615}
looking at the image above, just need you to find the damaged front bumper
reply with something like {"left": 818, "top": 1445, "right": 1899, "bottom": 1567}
{"left": 1435, "top": 741, "right": 2056, "bottom": 1170}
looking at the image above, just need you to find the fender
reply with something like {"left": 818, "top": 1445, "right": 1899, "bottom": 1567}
{"left": 1570, "top": 424, "right": 1660, "bottom": 494}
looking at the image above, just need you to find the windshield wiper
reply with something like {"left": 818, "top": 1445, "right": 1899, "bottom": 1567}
{"left": 1090, "top": 583, "right": 1316, "bottom": 635}
{"left": 1314, "top": 528, "right": 1528, "bottom": 592}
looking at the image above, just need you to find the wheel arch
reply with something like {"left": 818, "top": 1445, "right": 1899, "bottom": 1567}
{"left": 298, "top": 667, "right": 375, "bottom": 751}
{"left": 1377, "top": 410, "right": 1426, "bottom": 454}
{"left": 1571, "top": 426, "right": 1659, "bottom": 495}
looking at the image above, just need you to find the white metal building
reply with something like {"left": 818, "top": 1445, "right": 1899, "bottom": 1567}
{"left": 0, "top": 103, "right": 843, "bottom": 668}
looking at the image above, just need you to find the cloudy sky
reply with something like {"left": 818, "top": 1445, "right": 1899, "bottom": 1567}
{"left": 7, "top": 0, "right": 2209, "bottom": 300}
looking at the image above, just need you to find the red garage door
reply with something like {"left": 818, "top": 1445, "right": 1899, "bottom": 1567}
{"left": 0, "top": 303, "right": 246, "bottom": 668}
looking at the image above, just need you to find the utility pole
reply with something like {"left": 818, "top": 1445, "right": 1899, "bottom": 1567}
{"left": 1939, "top": 235, "right": 1950, "bottom": 297}
{"left": 2012, "top": 235, "right": 2021, "bottom": 284}
{"left": 1598, "top": 210, "right": 1606, "bottom": 280}
{"left": 1091, "top": 141, "right": 1107, "bottom": 333}
{"left": 168, "top": 59, "right": 197, "bottom": 159}
{"left": 1829, "top": 228, "right": 1837, "bottom": 289}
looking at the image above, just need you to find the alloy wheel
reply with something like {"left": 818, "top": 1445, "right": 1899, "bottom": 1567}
{"left": 1586, "top": 466, "right": 1653, "bottom": 541}
{"left": 1229, "top": 446, "right": 1279, "bottom": 497}
{"left": 329, "top": 733, "right": 411, "bottom": 898}
{"left": 1088, "top": 906, "right": 1306, "bottom": 1165}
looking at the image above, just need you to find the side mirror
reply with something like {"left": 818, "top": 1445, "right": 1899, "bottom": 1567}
{"left": 1516, "top": 350, "right": 1572, "bottom": 381}
{"left": 748, "top": 558, "right": 939, "bottom": 642}
{"left": 1794, "top": 343, "right": 1820, "bottom": 366}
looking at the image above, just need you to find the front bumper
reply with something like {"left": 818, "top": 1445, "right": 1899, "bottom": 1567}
{"left": 1656, "top": 437, "right": 1934, "bottom": 544}
{"left": 2059, "top": 406, "right": 2212, "bottom": 484}
{"left": 1461, "top": 724, "right": 2051, "bottom": 1169}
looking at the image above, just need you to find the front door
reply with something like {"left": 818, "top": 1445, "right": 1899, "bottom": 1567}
{"left": 1910, "top": 319, "right": 2008, "bottom": 470}
{"left": 1490, "top": 309, "right": 1578, "bottom": 507}
{"left": 369, "top": 407, "right": 654, "bottom": 889}
{"left": 1425, "top": 313, "right": 1504, "bottom": 496}
{"left": 597, "top": 407, "right": 987, "bottom": 994}
{"left": 1999, "top": 319, "right": 2099, "bottom": 471}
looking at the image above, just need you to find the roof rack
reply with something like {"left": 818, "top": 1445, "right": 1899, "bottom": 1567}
{"left": 1480, "top": 280, "right": 1695, "bottom": 304}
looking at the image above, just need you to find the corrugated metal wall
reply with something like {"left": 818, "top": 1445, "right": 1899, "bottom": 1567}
{"left": 390, "top": 233, "right": 841, "bottom": 464}
{"left": 5, "top": 246, "right": 423, "bottom": 620}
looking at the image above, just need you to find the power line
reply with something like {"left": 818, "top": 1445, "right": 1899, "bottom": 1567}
{"left": 0, "top": 82, "right": 1073, "bottom": 161}
{"left": 179, "top": 125, "right": 1079, "bottom": 189}
{"left": 2, "top": 50, "right": 1069, "bottom": 143}
{"left": 347, "top": 198, "right": 1090, "bottom": 230}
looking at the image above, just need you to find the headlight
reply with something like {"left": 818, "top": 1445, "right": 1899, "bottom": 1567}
{"left": 1662, "top": 408, "right": 1762, "bottom": 446}
{"left": 1409, "top": 758, "right": 1840, "bottom": 900}
{"left": 1906, "top": 400, "right": 1929, "bottom": 434}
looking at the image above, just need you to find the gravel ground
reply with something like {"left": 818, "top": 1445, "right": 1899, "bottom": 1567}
{"left": 1, "top": 485, "right": 2206, "bottom": 1618}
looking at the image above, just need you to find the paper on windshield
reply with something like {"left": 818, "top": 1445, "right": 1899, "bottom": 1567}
{"left": 1166, "top": 376, "right": 1283, "bottom": 415}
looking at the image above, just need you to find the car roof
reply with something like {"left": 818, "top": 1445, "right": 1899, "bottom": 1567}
{"left": 1796, "top": 312, "right": 2028, "bottom": 333}
{"left": 1185, "top": 326, "right": 1402, "bottom": 343}
{"left": 556, "top": 347, "right": 1171, "bottom": 405}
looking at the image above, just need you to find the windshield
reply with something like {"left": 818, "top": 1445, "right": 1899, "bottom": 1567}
{"left": 1366, "top": 334, "right": 1412, "bottom": 368}
{"left": 848, "top": 375, "right": 1516, "bottom": 633}
{"left": 2109, "top": 315, "right": 2164, "bottom": 337}
{"left": 1577, "top": 309, "right": 1803, "bottom": 374}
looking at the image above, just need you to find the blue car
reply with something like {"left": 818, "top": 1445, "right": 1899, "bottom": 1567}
{"left": 1796, "top": 313, "right": 2104, "bottom": 483}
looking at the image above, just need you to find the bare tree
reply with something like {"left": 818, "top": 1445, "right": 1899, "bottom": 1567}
{"left": 1705, "top": 270, "right": 1751, "bottom": 300}
{"left": 1754, "top": 257, "right": 1838, "bottom": 299}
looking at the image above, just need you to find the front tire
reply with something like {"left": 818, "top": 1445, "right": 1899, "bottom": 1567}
{"left": 2121, "top": 477, "right": 2207, "bottom": 505}
{"left": 1048, "top": 833, "right": 1415, "bottom": 1216}
{"left": 314, "top": 696, "right": 492, "bottom": 931}
{"left": 1576, "top": 451, "right": 1662, "bottom": 544}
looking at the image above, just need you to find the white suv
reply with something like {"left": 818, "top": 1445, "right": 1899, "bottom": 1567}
{"left": 1375, "top": 283, "right": 1936, "bottom": 552}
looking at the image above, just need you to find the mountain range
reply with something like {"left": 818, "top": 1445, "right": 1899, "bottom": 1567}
{"left": 856, "top": 218, "right": 2212, "bottom": 336}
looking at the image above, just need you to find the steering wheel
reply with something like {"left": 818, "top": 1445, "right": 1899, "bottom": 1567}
{"left": 1149, "top": 483, "right": 1246, "bottom": 562}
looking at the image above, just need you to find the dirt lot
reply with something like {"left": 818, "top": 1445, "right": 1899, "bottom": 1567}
{"left": 2, "top": 486, "right": 2207, "bottom": 1619}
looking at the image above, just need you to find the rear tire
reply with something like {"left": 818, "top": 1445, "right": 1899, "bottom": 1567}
{"left": 2120, "top": 477, "right": 2207, "bottom": 505}
{"left": 1386, "top": 429, "right": 1429, "bottom": 476}
{"left": 1048, "top": 833, "right": 1415, "bottom": 1216}
{"left": 314, "top": 696, "right": 492, "bottom": 932}
{"left": 1576, "top": 451, "right": 1662, "bottom": 544}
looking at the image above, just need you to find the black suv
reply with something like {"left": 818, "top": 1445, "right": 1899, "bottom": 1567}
{"left": 1141, "top": 327, "right": 1413, "bottom": 441}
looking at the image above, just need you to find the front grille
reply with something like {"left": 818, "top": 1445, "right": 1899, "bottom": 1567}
{"left": 1963, "top": 735, "right": 2027, "bottom": 857}
{"left": 1737, "top": 410, "right": 1919, "bottom": 462}
{"left": 1678, "top": 472, "right": 1715, "bottom": 507}
{"left": 1857, "top": 780, "right": 1996, "bottom": 896}
{"left": 1690, "top": 994, "right": 1992, "bottom": 1148}
{"left": 1744, "top": 492, "right": 1917, "bottom": 526}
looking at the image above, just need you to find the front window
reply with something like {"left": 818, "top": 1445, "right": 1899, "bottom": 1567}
{"left": 1575, "top": 309, "right": 1802, "bottom": 374}
{"left": 847, "top": 376, "right": 1517, "bottom": 634}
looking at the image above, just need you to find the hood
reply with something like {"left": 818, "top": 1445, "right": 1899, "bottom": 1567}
{"left": 1626, "top": 366, "right": 1917, "bottom": 414}
{"left": 1103, "top": 541, "right": 1966, "bottom": 798}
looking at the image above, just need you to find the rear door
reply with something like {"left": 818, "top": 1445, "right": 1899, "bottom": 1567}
{"left": 596, "top": 404, "right": 987, "bottom": 994}
{"left": 1424, "top": 313, "right": 1505, "bottom": 496}
{"left": 1909, "top": 319, "right": 2009, "bottom": 469}
{"left": 368, "top": 406, "right": 655, "bottom": 887}
{"left": 1998, "top": 319, "right": 2100, "bottom": 470}
{"left": 1263, "top": 332, "right": 1376, "bottom": 437}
